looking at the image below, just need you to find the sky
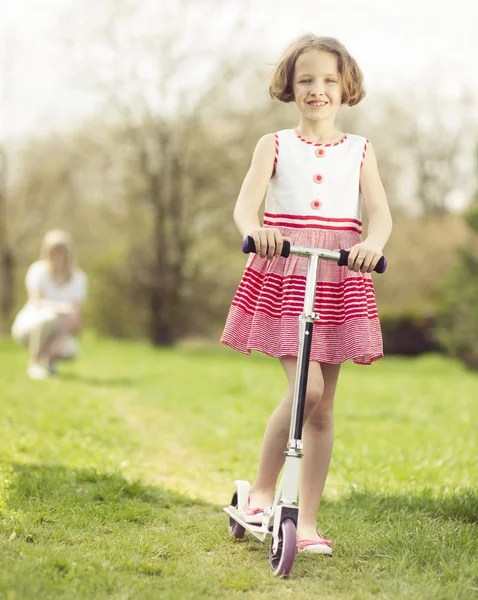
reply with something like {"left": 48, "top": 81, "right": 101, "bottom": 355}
{"left": 1, "top": 0, "right": 478, "bottom": 139}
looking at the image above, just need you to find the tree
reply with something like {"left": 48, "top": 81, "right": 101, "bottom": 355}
{"left": 60, "top": 0, "right": 269, "bottom": 344}
{"left": 0, "top": 25, "right": 15, "bottom": 332}
{"left": 437, "top": 152, "right": 478, "bottom": 369}
{"left": 398, "top": 92, "right": 475, "bottom": 215}
{"left": 0, "top": 143, "right": 14, "bottom": 332}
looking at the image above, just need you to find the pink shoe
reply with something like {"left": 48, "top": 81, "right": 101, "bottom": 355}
{"left": 242, "top": 497, "right": 264, "bottom": 524}
{"left": 297, "top": 532, "right": 333, "bottom": 555}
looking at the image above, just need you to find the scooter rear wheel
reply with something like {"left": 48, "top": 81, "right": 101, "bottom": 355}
{"left": 228, "top": 491, "right": 246, "bottom": 539}
{"left": 269, "top": 518, "right": 297, "bottom": 577}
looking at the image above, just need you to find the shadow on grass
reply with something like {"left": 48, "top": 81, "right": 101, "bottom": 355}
{"left": 322, "top": 487, "right": 478, "bottom": 525}
{"left": 55, "top": 372, "right": 138, "bottom": 387}
{"left": 6, "top": 463, "right": 206, "bottom": 519}
{"left": 6, "top": 464, "right": 476, "bottom": 539}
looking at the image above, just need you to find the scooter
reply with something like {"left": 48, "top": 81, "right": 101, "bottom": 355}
{"left": 224, "top": 236, "right": 387, "bottom": 577}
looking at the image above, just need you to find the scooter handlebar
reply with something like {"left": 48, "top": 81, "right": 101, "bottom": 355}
{"left": 241, "top": 236, "right": 387, "bottom": 273}
{"left": 241, "top": 235, "right": 291, "bottom": 257}
{"left": 337, "top": 249, "right": 387, "bottom": 274}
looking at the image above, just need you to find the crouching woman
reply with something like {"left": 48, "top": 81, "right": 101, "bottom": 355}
{"left": 11, "top": 230, "right": 88, "bottom": 379}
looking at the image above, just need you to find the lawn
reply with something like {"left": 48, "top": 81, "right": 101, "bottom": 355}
{"left": 0, "top": 333, "right": 477, "bottom": 599}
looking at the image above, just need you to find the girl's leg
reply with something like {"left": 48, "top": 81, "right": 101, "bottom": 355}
{"left": 297, "top": 362, "right": 341, "bottom": 542}
{"left": 248, "top": 357, "right": 325, "bottom": 509}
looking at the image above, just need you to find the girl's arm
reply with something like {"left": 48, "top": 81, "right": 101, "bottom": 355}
{"left": 233, "top": 134, "right": 289, "bottom": 259}
{"left": 350, "top": 141, "right": 393, "bottom": 272}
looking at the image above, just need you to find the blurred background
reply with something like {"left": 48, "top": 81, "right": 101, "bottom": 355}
{"left": 1, "top": 0, "right": 477, "bottom": 368}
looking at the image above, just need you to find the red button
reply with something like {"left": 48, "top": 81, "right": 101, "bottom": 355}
{"left": 313, "top": 174, "right": 324, "bottom": 184}
{"left": 311, "top": 200, "right": 321, "bottom": 210}
{"left": 316, "top": 148, "right": 326, "bottom": 157}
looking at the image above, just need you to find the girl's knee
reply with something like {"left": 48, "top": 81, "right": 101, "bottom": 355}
{"left": 307, "top": 398, "right": 334, "bottom": 430}
{"left": 304, "top": 380, "right": 324, "bottom": 413}
{"left": 281, "top": 358, "right": 325, "bottom": 415}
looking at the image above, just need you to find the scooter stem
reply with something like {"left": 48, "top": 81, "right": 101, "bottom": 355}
{"left": 288, "top": 253, "right": 320, "bottom": 451}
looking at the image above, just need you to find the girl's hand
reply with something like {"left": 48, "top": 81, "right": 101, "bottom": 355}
{"left": 247, "top": 227, "right": 292, "bottom": 259}
{"left": 347, "top": 241, "right": 383, "bottom": 273}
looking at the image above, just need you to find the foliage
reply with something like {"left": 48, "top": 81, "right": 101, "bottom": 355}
{"left": 1, "top": 1, "right": 477, "bottom": 341}
{"left": 380, "top": 309, "right": 439, "bottom": 356}
{"left": 436, "top": 202, "right": 478, "bottom": 368}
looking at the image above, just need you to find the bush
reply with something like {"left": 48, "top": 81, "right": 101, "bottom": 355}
{"left": 436, "top": 204, "right": 478, "bottom": 369}
{"left": 84, "top": 249, "right": 148, "bottom": 339}
{"left": 381, "top": 310, "right": 440, "bottom": 356}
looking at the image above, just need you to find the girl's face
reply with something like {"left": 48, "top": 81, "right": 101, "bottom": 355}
{"left": 292, "top": 50, "right": 343, "bottom": 123}
{"left": 50, "top": 245, "right": 68, "bottom": 272}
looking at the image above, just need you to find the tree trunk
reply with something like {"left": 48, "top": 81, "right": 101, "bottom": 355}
{"left": 0, "top": 145, "right": 14, "bottom": 333}
{"left": 147, "top": 162, "right": 177, "bottom": 346}
{"left": 149, "top": 284, "right": 175, "bottom": 345}
{"left": 0, "top": 246, "right": 14, "bottom": 332}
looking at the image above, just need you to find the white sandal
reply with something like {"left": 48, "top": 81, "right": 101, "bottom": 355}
{"left": 297, "top": 532, "right": 333, "bottom": 555}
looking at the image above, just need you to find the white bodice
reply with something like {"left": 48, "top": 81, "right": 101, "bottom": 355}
{"left": 265, "top": 129, "right": 368, "bottom": 223}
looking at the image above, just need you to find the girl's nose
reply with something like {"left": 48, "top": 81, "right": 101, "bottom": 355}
{"left": 311, "top": 85, "right": 325, "bottom": 97}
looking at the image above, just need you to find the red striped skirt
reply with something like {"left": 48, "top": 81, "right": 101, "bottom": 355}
{"left": 221, "top": 226, "right": 383, "bottom": 365}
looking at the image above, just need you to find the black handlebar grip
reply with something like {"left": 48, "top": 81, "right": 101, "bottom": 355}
{"left": 241, "top": 236, "right": 387, "bottom": 273}
{"left": 338, "top": 250, "right": 387, "bottom": 274}
{"left": 241, "top": 236, "right": 291, "bottom": 258}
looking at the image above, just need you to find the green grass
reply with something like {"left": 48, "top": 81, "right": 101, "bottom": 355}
{"left": 0, "top": 332, "right": 477, "bottom": 599}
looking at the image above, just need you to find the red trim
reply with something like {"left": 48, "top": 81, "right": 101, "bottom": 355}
{"left": 264, "top": 220, "right": 361, "bottom": 232}
{"left": 264, "top": 212, "right": 362, "bottom": 225}
{"left": 295, "top": 130, "right": 348, "bottom": 147}
{"left": 297, "top": 538, "right": 332, "bottom": 550}
{"left": 361, "top": 138, "right": 369, "bottom": 168}
{"left": 272, "top": 133, "right": 279, "bottom": 177}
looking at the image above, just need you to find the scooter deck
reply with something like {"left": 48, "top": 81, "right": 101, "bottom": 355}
{"left": 224, "top": 506, "right": 269, "bottom": 541}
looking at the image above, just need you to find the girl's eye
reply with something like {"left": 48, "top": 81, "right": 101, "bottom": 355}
{"left": 299, "top": 79, "right": 311, "bottom": 84}
{"left": 326, "top": 79, "right": 336, "bottom": 84}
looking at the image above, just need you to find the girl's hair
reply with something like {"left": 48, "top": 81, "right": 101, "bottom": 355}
{"left": 41, "top": 229, "right": 76, "bottom": 280}
{"left": 269, "top": 34, "right": 366, "bottom": 106}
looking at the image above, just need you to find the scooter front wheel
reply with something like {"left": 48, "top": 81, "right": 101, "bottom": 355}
{"left": 228, "top": 491, "right": 246, "bottom": 539}
{"left": 269, "top": 518, "right": 297, "bottom": 577}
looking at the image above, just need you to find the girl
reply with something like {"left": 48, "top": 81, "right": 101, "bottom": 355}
{"left": 221, "top": 34, "right": 392, "bottom": 555}
{"left": 12, "top": 230, "right": 88, "bottom": 380}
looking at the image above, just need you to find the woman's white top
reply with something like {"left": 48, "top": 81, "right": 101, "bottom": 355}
{"left": 12, "top": 261, "right": 88, "bottom": 334}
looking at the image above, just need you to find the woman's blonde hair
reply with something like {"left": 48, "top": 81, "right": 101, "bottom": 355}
{"left": 41, "top": 229, "right": 76, "bottom": 280}
{"left": 269, "top": 34, "right": 366, "bottom": 106}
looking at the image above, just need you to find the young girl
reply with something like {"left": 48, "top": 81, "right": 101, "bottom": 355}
{"left": 11, "top": 230, "right": 88, "bottom": 379}
{"left": 221, "top": 34, "right": 392, "bottom": 555}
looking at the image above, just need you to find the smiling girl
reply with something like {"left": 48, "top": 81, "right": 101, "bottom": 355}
{"left": 221, "top": 35, "right": 392, "bottom": 555}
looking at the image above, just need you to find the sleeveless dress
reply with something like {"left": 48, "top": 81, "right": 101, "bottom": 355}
{"left": 221, "top": 129, "right": 383, "bottom": 365}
